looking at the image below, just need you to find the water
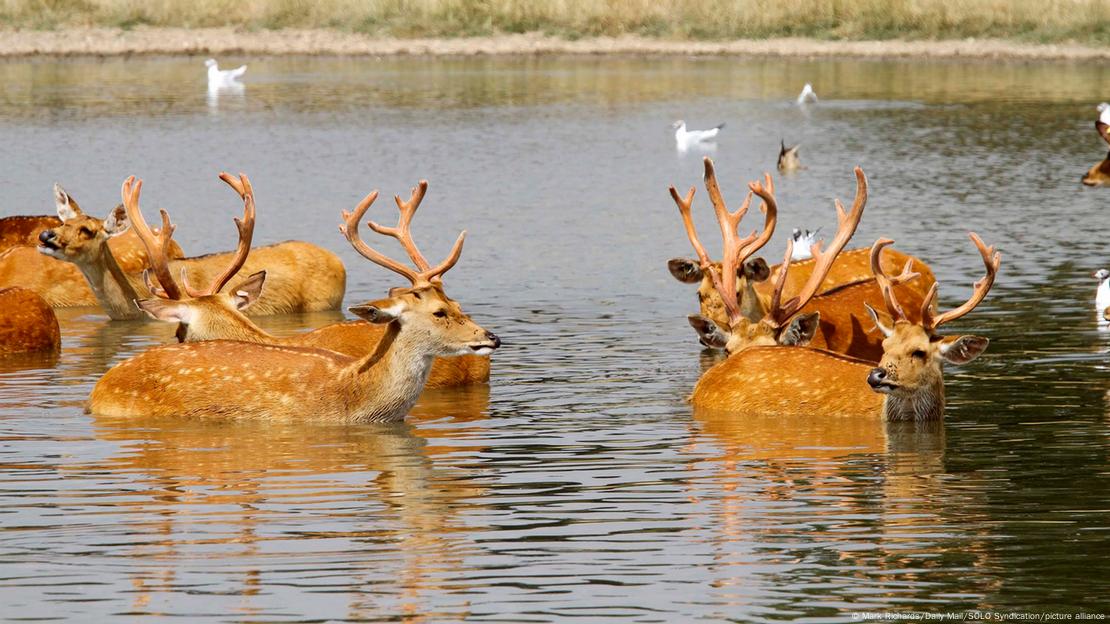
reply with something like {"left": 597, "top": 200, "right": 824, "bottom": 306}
{"left": 1, "top": 55, "right": 1109, "bottom": 621}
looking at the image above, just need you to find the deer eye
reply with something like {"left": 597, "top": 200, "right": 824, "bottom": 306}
{"left": 78, "top": 226, "right": 94, "bottom": 237}
{"left": 433, "top": 309, "right": 448, "bottom": 318}
{"left": 911, "top": 349, "right": 927, "bottom": 360}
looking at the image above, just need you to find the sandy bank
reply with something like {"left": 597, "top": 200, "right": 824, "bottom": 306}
{"left": 1, "top": 28, "right": 1109, "bottom": 61}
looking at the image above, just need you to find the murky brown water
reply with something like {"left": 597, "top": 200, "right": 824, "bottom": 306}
{"left": 1, "top": 55, "right": 1109, "bottom": 621}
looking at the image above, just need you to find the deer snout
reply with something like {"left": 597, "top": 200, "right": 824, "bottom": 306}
{"left": 867, "top": 367, "right": 896, "bottom": 393}
{"left": 38, "top": 229, "right": 60, "bottom": 250}
{"left": 484, "top": 331, "right": 501, "bottom": 349}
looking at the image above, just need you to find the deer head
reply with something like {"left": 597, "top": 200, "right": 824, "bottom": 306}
{"left": 340, "top": 180, "right": 499, "bottom": 357}
{"left": 864, "top": 235, "right": 1000, "bottom": 421}
{"left": 1082, "top": 121, "right": 1110, "bottom": 187}
{"left": 127, "top": 173, "right": 265, "bottom": 342}
{"left": 37, "top": 184, "right": 130, "bottom": 263}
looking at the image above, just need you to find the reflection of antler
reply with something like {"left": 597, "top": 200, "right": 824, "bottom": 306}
{"left": 668, "top": 157, "right": 777, "bottom": 327}
{"left": 340, "top": 180, "right": 465, "bottom": 287}
{"left": 179, "top": 172, "right": 256, "bottom": 297}
{"left": 766, "top": 167, "right": 867, "bottom": 328}
{"left": 121, "top": 175, "right": 182, "bottom": 300}
{"left": 870, "top": 238, "right": 920, "bottom": 321}
{"left": 921, "top": 232, "right": 1001, "bottom": 330}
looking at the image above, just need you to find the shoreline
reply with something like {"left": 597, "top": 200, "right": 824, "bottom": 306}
{"left": 1, "top": 28, "right": 1109, "bottom": 61}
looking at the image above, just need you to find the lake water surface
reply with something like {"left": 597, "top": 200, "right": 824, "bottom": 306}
{"left": 1, "top": 55, "right": 1109, "bottom": 621}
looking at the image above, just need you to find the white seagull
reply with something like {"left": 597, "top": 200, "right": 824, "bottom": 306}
{"left": 797, "top": 83, "right": 818, "bottom": 104}
{"left": 1095, "top": 269, "right": 1110, "bottom": 322}
{"left": 206, "top": 59, "right": 247, "bottom": 89}
{"left": 1098, "top": 102, "right": 1110, "bottom": 125}
{"left": 672, "top": 120, "right": 725, "bottom": 150}
{"left": 790, "top": 228, "right": 820, "bottom": 261}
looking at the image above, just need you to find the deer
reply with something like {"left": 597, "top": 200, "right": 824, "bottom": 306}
{"left": 668, "top": 157, "right": 934, "bottom": 361}
{"left": 691, "top": 219, "right": 1000, "bottom": 421}
{"left": 87, "top": 180, "right": 501, "bottom": 421}
{"left": 1081, "top": 119, "right": 1110, "bottom": 187}
{"left": 0, "top": 186, "right": 186, "bottom": 308}
{"left": 36, "top": 180, "right": 345, "bottom": 319}
{"left": 0, "top": 286, "right": 60, "bottom": 356}
{"left": 128, "top": 173, "right": 489, "bottom": 389}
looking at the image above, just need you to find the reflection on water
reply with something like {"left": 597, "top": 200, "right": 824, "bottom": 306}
{"left": 1, "top": 55, "right": 1110, "bottom": 621}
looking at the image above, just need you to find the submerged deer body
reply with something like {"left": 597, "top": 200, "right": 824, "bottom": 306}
{"left": 0, "top": 190, "right": 185, "bottom": 308}
{"left": 37, "top": 181, "right": 344, "bottom": 319}
{"left": 89, "top": 178, "right": 500, "bottom": 421}
{"left": 0, "top": 287, "right": 60, "bottom": 355}
{"left": 129, "top": 175, "right": 489, "bottom": 388}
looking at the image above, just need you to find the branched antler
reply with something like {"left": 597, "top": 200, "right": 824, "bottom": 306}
{"left": 870, "top": 238, "right": 921, "bottom": 321}
{"left": 121, "top": 175, "right": 182, "bottom": 300}
{"left": 765, "top": 167, "right": 868, "bottom": 328}
{"left": 340, "top": 180, "right": 465, "bottom": 287}
{"left": 921, "top": 232, "right": 1001, "bottom": 330}
{"left": 180, "top": 172, "right": 256, "bottom": 297}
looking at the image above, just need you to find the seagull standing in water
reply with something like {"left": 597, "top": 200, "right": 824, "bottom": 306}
{"left": 790, "top": 228, "right": 820, "bottom": 261}
{"left": 206, "top": 59, "right": 247, "bottom": 89}
{"left": 797, "top": 83, "right": 818, "bottom": 104}
{"left": 672, "top": 120, "right": 725, "bottom": 151}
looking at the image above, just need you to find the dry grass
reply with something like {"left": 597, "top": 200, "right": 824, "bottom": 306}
{"left": 3, "top": 0, "right": 1109, "bottom": 44}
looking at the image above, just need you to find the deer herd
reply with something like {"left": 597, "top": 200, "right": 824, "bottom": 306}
{"left": 0, "top": 157, "right": 1002, "bottom": 423}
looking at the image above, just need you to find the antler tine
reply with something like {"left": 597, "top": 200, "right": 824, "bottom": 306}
{"left": 181, "top": 172, "right": 257, "bottom": 297}
{"left": 923, "top": 232, "right": 1001, "bottom": 330}
{"left": 422, "top": 230, "right": 467, "bottom": 282}
{"left": 769, "top": 166, "right": 868, "bottom": 327}
{"left": 340, "top": 189, "right": 422, "bottom": 285}
{"left": 735, "top": 172, "right": 778, "bottom": 262}
{"left": 870, "top": 238, "right": 920, "bottom": 321}
{"left": 769, "top": 237, "right": 794, "bottom": 316}
{"left": 366, "top": 180, "right": 433, "bottom": 271}
{"left": 121, "top": 176, "right": 183, "bottom": 300}
{"left": 669, "top": 185, "right": 712, "bottom": 269}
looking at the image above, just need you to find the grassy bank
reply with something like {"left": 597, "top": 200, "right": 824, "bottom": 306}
{"left": 4, "top": 0, "right": 1110, "bottom": 45}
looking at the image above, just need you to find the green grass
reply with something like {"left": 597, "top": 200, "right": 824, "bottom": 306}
{"left": 2, "top": 0, "right": 1109, "bottom": 45}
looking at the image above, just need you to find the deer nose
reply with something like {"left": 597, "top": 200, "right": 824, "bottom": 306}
{"left": 485, "top": 331, "right": 501, "bottom": 349}
{"left": 866, "top": 367, "right": 887, "bottom": 389}
{"left": 38, "top": 229, "right": 56, "bottom": 244}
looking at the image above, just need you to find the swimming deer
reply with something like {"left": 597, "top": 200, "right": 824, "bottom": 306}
{"left": 37, "top": 179, "right": 345, "bottom": 319}
{"left": 87, "top": 182, "right": 501, "bottom": 421}
{"left": 130, "top": 173, "right": 489, "bottom": 388}
{"left": 0, "top": 186, "right": 186, "bottom": 307}
{"left": 670, "top": 158, "right": 930, "bottom": 361}
{"left": 0, "top": 286, "right": 60, "bottom": 355}
{"left": 692, "top": 230, "right": 999, "bottom": 421}
{"left": 1081, "top": 119, "right": 1110, "bottom": 186}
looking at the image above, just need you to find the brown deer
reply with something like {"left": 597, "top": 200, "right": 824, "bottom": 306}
{"left": 1081, "top": 120, "right": 1110, "bottom": 187}
{"left": 691, "top": 233, "right": 999, "bottom": 421}
{"left": 129, "top": 173, "right": 489, "bottom": 389}
{"left": 37, "top": 179, "right": 345, "bottom": 319}
{"left": 87, "top": 181, "right": 501, "bottom": 421}
{"left": 669, "top": 158, "right": 934, "bottom": 361}
{"left": 0, "top": 186, "right": 185, "bottom": 308}
{"left": 0, "top": 286, "right": 60, "bottom": 355}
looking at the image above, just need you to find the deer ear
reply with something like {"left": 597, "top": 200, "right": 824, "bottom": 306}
{"left": 54, "top": 183, "right": 82, "bottom": 221}
{"left": 668, "top": 258, "right": 703, "bottom": 283}
{"left": 229, "top": 271, "right": 266, "bottom": 310}
{"left": 135, "top": 298, "right": 192, "bottom": 324}
{"left": 741, "top": 257, "right": 770, "bottom": 282}
{"left": 864, "top": 302, "right": 894, "bottom": 337}
{"left": 103, "top": 204, "right": 130, "bottom": 236}
{"left": 779, "top": 312, "right": 820, "bottom": 346}
{"left": 939, "top": 335, "right": 989, "bottom": 365}
{"left": 687, "top": 315, "right": 729, "bottom": 349}
{"left": 349, "top": 298, "right": 406, "bottom": 324}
